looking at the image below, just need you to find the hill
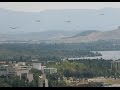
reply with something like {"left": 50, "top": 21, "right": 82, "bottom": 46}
{"left": 59, "top": 26, "right": 120, "bottom": 43}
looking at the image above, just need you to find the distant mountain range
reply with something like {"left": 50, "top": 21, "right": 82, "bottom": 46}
{"left": 1, "top": 26, "right": 120, "bottom": 44}
{"left": 1, "top": 8, "right": 120, "bottom": 43}
{"left": 0, "top": 30, "right": 78, "bottom": 41}
{"left": 58, "top": 26, "right": 120, "bottom": 43}
{"left": 72, "top": 30, "right": 100, "bottom": 37}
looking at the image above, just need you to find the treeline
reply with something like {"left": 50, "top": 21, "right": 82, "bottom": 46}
{"left": 47, "top": 59, "right": 117, "bottom": 79}
{"left": 66, "top": 40, "right": 120, "bottom": 51}
{"left": 47, "top": 59, "right": 118, "bottom": 87}
{"left": 1, "top": 39, "right": 120, "bottom": 61}
{"left": 0, "top": 43, "right": 102, "bottom": 61}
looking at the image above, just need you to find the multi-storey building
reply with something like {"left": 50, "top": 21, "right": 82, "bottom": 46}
{"left": 43, "top": 68, "right": 57, "bottom": 74}
{"left": 111, "top": 60, "right": 120, "bottom": 72}
{"left": 0, "top": 62, "right": 33, "bottom": 82}
{"left": 32, "top": 63, "right": 42, "bottom": 70}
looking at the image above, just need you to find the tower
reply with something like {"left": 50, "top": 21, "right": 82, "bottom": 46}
{"left": 38, "top": 68, "right": 48, "bottom": 87}
{"left": 38, "top": 74, "right": 48, "bottom": 87}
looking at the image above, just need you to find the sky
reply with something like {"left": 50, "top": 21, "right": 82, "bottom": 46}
{"left": 0, "top": 2, "right": 120, "bottom": 12}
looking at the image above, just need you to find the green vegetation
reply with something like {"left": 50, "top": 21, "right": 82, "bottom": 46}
{"left": 46, "top": 59, "right": 120, "bottom": 87}
{"left": 0, "top": 42, "right": 120, "bottom": 87}
{"left": 71, "top": 40, "right": 120, "bottom": 51}
{"left": 0, "top": 78, "right": 11, "bottom": 87}
{"left": 47, "top": 59, "right": 115, "bottom": 78}
{"left": 30, "top": 68, "right": 42, "bottom": 87}
{"left": 75, "top": 82, "right": 104, "bottom": 87}
{"left": 0, "top": 43, "right": 101, "bottom": 61}
{"left": 47, "top": 73, "right": 67, "bottom": 87}
{"left": 0, "top": 40, "right": 120, "bottom": 61}
{"left": 5, "top": 76, "right": 33, "bottom": 87}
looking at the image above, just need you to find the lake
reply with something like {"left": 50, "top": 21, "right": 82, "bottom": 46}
{"left": 67, "top": 51, "right": 120, "bottom": 60}
{"left": 96, "top": 51, "right": 120, "bottom": 60}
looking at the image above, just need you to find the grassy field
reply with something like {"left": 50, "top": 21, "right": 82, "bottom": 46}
{"left": 105, "top": 78, "right": 120, "bottom": 84}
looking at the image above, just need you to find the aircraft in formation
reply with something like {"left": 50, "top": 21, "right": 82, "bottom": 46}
{"left": 64, "top": 20, "right": 71, "bottom": 23}
{"left": 100, "top": 13, "right": 104, "bottom": 15}
{"left": 9, "top": 14, "right": 105, "bottom": 29}
{"left": 36, "top": 20, "right": 41, "bottom": 22}
{"left": 9, "top": 27, "right": 19, "bottom": 30}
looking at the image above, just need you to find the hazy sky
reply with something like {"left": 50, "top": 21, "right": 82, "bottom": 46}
{"left": 0, "top": 2, "right": 120, "bottom": 12}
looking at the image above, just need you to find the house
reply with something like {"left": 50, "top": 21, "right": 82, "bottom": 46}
{"left": 0, "top": 61, "right": 6, "bottom": 64}
{"left": 16, "top": 62, "right": 26, "bottom": 66}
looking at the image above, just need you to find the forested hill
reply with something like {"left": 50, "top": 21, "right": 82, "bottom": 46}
{"left": 0, "top": 43, "right": 102, "bottom": 61}
{"left": 0, "top": 40, "right": 119, "bottom": 60}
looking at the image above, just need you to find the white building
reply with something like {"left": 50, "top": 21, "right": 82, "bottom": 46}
{"left": 88, "top": 77, "right": 106, "bottom": 82}
{"left": 15, "top": 62, "right": 26, "bottom": 66}
{"left": 31, "top": 59, "right": 38, "bottom": 62}
{"left": 0, "top": 61, "right": 6, "bottom": 64}
{"left": 32, "top": 63, "right": 42, "bottom": 70}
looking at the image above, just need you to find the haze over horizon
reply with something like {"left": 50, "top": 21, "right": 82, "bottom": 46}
{"left": 0, "top": 2, "right": 120, "bottom": 36}
{"left": 0, "top": 7, "right": 120, "bottom": 33}
{"left": 0, "top": 2, "right": 120, "bottom": 12}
